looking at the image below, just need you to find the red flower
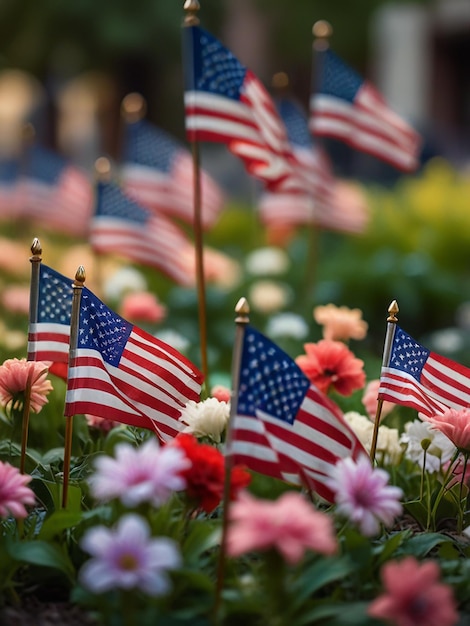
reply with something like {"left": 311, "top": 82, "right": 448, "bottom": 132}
{"left": 171, "top": 434, "right": 250, "bottom": 513}
{"left": 295, "top": 340, "right": 366, "bottom": 396}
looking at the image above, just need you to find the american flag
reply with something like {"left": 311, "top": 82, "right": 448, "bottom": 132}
{"left": 27, "top": 264, "right": 73, "bottom": 364}
{"left": 64, "top": 287, "right": 203, "bottom": 440}
{"left": 309, "top": 48, "right": 421, "bottom": 173}
{"left": 229, "top": 326, "right": 367, "bottom": 503}
{"left": 121, "top": 118, "right": 225, "bottom": 230}
{"left": 379, "top": 325, "right": 470, "bottom": 417}
{"left": 91, "top": 180, "right": 196, "bottom": 287}
{"left": 259, "top": 97, "right": 367, "bottom": 234}
{"left": 20, "top": 144, "right": 93, "bottom": 235}
{"left": 182, "top": 25, "right": 304, "bottom": 193}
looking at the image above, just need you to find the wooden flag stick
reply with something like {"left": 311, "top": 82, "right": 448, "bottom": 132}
{"left": 62, "top": 265, "right": 86, "bottom": 509}
{"left": 370, "top": 300, "right": 399, "bottom": 463}
{"left": 183, "top": 0, "right": 210, "bottom": 392}
{"left": 214, "top": 297, "right": 250, "bottom": 624}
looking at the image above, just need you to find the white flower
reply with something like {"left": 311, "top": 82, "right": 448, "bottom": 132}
{"left": 179, "top": 397, "right": 230, "bottom": 443}
{"left": 103, "top": 266, "right": 147, "bottom": 301}
{"left": 343, "top": 412, "right": 402, "bottom": 465}
{"left": 429, "top": 328, "right": 464, "bottom": 354}
{"left": 249, "top": 280, "right": 292, "bottom": 314}
{"left": 400, "top": 419, "right": 456, "bottom": 473}
{"left": 265, "top": 313, "right": 309, "bottom": 340}
{"left": 245, "top": 247, "right": 290, "bottom": 276}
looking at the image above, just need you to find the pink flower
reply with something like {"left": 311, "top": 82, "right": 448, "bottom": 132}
{"left": 328, "top": 455, "right": 403, "bottom": 536}
{"left": 90, "top": 439, "right": 190, "bottom": 507}
{"left": 1, "top": 285, "right": 30, "bottom": 315}
{"left": 368, "top": 556, "right": 458, "bottom": 626}
{"left": 0, "top": 461, "right": 35, "bottom": 518}
{"left": 362, "top": 380, "right": 395, "bottom": 420}
{"left": 85, "top": 414, "right": 119, "bottom": 433}
{"left": 426, "top": 408, "right": 470, "bottom": 454}
{"left": 227, "top": 491, "right": 337, "bottom": 564}
{"left": 313, "top": 303, "right": 368, "bottom": 342}
{"left": 211, "top": 384, "right": 231, "bottom": 403}
{"left": 0, "top": 358, "right": 53, "bottom": 413}
{"left": 119, "top": 292, "right": 167, "bottom": 324}
{"left": 80, "top": 514, "right": 181, "bottom": 595}
{"left": 295, "top": 340, "right": 366, "bottom": 396}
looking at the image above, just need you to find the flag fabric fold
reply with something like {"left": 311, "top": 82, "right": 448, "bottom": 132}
{"left": 121, "top": 118, "right": 225, "bottom": 230}
{"left": 309, "top": 48, "right": 422, "bottom": 173}
{"left": 182, "top": 25, "right": 304, "bottom": 193}
{"left": 91, "top": 179, "right": 196, "bottom": 287}
{"left": 379, "top": 325, "right": 470, "bottom": 417}
{"left": 65, "top": 287, "right": 203, "bottom": 440}
{"left": 229, "top": 325, "right": 367, "bottom": 503}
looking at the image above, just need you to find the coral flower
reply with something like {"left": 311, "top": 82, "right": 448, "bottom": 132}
{"left": 211, "top": 384, "right": 231, "bottom": 403}
{"left": 119, "top": 291, "right": 167, "bottom": 324}
{"left": 328, "top": 455, "right": 403, "bottom": 536}
{"left": 295, "top": 340, "right": 366, "bottom": 395}
{"left": 227, "top": 491, "right": 337, "bottom": 564}
{"left": 0, "top": 358, "right": 52, "bottom": 413}
{"left": 1, "top": 284, "right": 30, "bottom": 315}
{"left": 170, "top": 434, "right": 251, "bottom": 513}
{"left": 368, "top": 556, "right": 458, "bottom": 626}
{"left": 362, "top": 379, "right": 395, "bottom": 420}
{"left": 0, "top": 461, "right": 36, "bottom": 519}
{"left": 85, "top": 414, "right": 119, "bottom": 433}
{"left": 426, "top": 408, "right": 470, "bottom": 454}
{"left": 313, "top": 303, "right": 368, "bottom": 342}
{"left": 80, "top": 514, "right": 181, "bottom": 596}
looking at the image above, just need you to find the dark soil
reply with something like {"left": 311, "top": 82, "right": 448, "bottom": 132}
{"left": 0, "top": 598, "right": 98, "bottom": 625}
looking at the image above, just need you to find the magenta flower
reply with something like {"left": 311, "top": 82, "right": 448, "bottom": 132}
{"left": 368, "top": 556, "right": 458, "bottom": 626}
{"left": 328, "top": 455, "right": 403, "bottom": 536}
{"left": 90, "top": 438, "right": 190, "bottom": 507}
{"left": 0, "top": 461, "right": 35, "bottom": 519}
{"left": 79, "top": 514, "right": 181, "bottom": 595}
{"left": 227, "top": 491, "right": 337, "bottom": 564}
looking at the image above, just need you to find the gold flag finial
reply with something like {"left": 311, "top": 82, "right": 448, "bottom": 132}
{"left": 183, "top": 0, "right": 200, "bottom": 26}
{"left": 94, "top": 156, "right": 112, "bottom": 182}
{"left": 74, "top": 265, "right": 86, "bottom": 286}
{"left": 235, "top": 297, "right": 250, "bottom": 324}
{"left": 387, "top": 300, "right": 399, "bottom": 322}
{"left": 312, "top": 20, "right": 332, "bottom": 51}
{"left": 30, "top": 237, "right": 42, "bottom": 258}
{"left": 121, "top": 92, "right": 147, "bottom": 123}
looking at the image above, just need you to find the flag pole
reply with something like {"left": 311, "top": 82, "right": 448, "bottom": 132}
{"left": 214, "top": 296, "right": 250, "bottom": 623}
{"left": 182, "top": 0, "right": 210, "bottom": 393}
{"left": 370, "top": 299, "right": 399, "bottom": 463}
{"left": 302, "top": 20, "right": 333, "bottom": 302}
{"left": 19, "top": 238, "right": 43, "bottom": 473}
{"left": 62, "top": 265, "right": 86, "bottom": 509}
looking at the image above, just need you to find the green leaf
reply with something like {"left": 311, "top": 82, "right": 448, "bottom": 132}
{"left": 399, "top": 532, "right": 451, "bottom": 558}
{"left": 183, "top": 523, "right": 221, "bottom": 565}
{"left": 7, "top": 540, "right": 75, "bottom": 581}
{"left": 291, "top": 556, "right": 356, "bottom": 606}
{"left": 38, "top": 510, "right": 83, "bottom": 540}
{"left": 374, "top": 530, "right": 410, "bottom": 564}
{"left": 403, "top": 500, "right": 428, "bottom": 529}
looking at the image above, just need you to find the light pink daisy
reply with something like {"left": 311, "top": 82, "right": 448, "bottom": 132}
{"left": 0, "top": 358, "right": 52, "bottom": 414}
{"left": 90, "top": 438, "right": 190, "bottom": 507}
{"left": 119, "top": 291, "right": 167, "bottom": 324}
{"left": 328, "top": 455, "right": 403, "bottom": 536}
{"left": 227, "top": 491, "right": 337, "bottom": 564}
{"left": 368, "top": 556, "right": 458, "bottom": 626}
{"left": 0, "top": 461, "right": 35, "bottom": 519}
{"left": 313, "top": 303, "right": 368, "bottom": 342}
{"left": 426, "top": 408, "right": 470, "bottom": 454}
{"left": 80, "top": 514, "right": 181, "bottom": 595}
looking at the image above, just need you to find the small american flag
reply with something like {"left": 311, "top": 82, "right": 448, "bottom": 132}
{"left": 182, "top": 25, "right": 304, "bottom": 193}
{"left": 91, "top": 180, "right": 196, "bottom": 286}
{"left": 28, "top": 264, "right": 73, "bottom": 364}
{"left": 229, "top": 326, "right": 366, "bottom": 503}
{"left": 121, "top": 118, "right": 225, "bottom": 230}
{"left": 65, "top": 287, "right": 203, "bottom": 440}
{"left": 379, "top": 325, "right": 470, "bottom": 417}
{"left": 309, "top": 49, "right": 421, "bottom": 173}
{"left": 259, "top": 97, "right": 367, "bottom": 234}
{"left": 20, "top": 144, "right": 93, "bottom": 235}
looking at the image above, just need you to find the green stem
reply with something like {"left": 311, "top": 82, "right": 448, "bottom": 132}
{"left": 429, "top": 449, "right": 460, "bottom": 530}
{"left": 457, "top": 453, "right": 469, "bottom": 534}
